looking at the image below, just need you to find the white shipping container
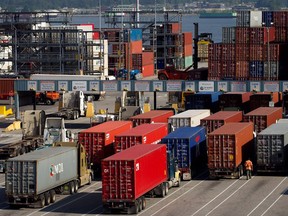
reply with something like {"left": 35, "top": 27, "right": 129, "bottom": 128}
{"left": 250, "top": 11, "right": 263, "bottom": 27}
{"left": 168, "top": 109, "right": 211, "bottom": 131}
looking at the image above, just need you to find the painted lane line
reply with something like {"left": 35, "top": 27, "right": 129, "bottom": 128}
{"left": 205, "top": 177, "right": 253, "bottom": 215}
{"left": 25, "top": 182, "right": 101, "bottom": 216}
{"left": 191, "top": 178, "right": 241, "bottom": 216}
{"left": 247, "top": 177, "right": 287, "bottom": 216}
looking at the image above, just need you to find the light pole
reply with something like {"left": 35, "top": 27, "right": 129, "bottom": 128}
{"left": 263, "top": 22, "right": 273, "bottom": 80}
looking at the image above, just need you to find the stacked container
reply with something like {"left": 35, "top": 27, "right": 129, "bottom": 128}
{"left": 78, "top": 121, "right": 133, "bottom": 170}
{"left": 249, "top": 92, "right": 281, "bottom": 111}
{"left": 256, "top": 122, "right": 288, "bottom": 173}
{"left": 219, "top": 92, "right": 252, "bottom": 113}
{"left": 183, "top": 32, "right": 193, "bottom": 67}
{"left": 243, "top": 107, "right": 283, "bottom": 133}
{"left": 130, "top": 110, "right": 174, "bottom": 127}
{"left": 207, "top": 122, "right": 254, "bottom": 178}
{"left": 114, "top": 123, "right": 168, "bottom": 152}
{"left": 0, "top": 79, "right": 15, "bottom": 100}
{"left": 161, "top": 126, "right": 207, "bottom": 180}
{"left": 184, "top": 91, "right": 223, "bottom": 113}
{"left": 200, "top": 111, "right": 243, "bottom": 133}
{"left": 168, "top": 109, "right": 210, "bottom": 131}
{"left": 141, "top": 51, "right": 154, "bottom": 77}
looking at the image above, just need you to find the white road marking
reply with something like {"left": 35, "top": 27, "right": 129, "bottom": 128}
{"left": 247, "top": 177, "right": 287, "bottom": 216}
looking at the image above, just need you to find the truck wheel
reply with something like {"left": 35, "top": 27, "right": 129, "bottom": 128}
{"left": 75, "top": 111, "right": 79, "bottom": 119}
{"left": 158, "top": 74, "right": 168, "bottom": 80}
{"left": 44, "top": 192, "right": 51, "bottom": 205}
{"left": 69, "top": 181, "right": 75, "bottom": 194}
{"left": 88, "top": 175, "right": 92, "bottom": 185}
{"left": 161, "top": 183, "right": 166, "bottom": 197}
{"left": 45, "top": 99, "right": 53, "bottom": 105}
{"left": 138, "top": 198, "right": 143, "bottom": 212}
{"left": 141, "top": 197, "right": 146, "bottom": 210}
{"left": 165, "top": 182, "right": 169, "bottom": 195}
{"left": 39, "top": 194, "right": 45, "bottom": 208}
{"left": 134, "top": 200, "right": 139, "bottom": 214}
{"left": 74, "top": 180, "right": 79, "bottom": 193}
{"left": 50, "top": 190, "right": 56, "bottom": 203}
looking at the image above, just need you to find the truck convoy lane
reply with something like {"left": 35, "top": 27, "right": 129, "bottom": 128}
{"left": 5, "top": 142, "right": 93, "bottom": 208}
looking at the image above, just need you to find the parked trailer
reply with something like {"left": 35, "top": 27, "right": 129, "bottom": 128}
{"left": 168, "top": 109, "right": 210, "bottom": 131}
{"left": 207, "top": 122, "right": 254, "bottom": 179}
{"left": 219, "top": 92, "right": 252, "bottom": 113}
{"left": 161, "top": 126, "right": 207, "bottom": 180}
{"left": 78, "top": 121, "right": 133, "bottom": 174}
{"left": 5, "top": 142, "right": 93, "bottom": 208}
{"left": 243, "top": 107, "right": 283, "bottom": 134}
{"left": 102, "top": 144, "right": 180, "bottom": 214}
{"left": 249, "top": 92, "right": 281, "bottom": 111}
{"left": 184, "top": 91, "right": 223, "bottom": 113}
{"left": 114, "top": 123, "right": 168, "bottom": 153}
{"left": 129, "top": 110, "right": 174, "bottom": 127}
{"left": 256, "top": 123, "right": 288, "bottom": 173}
{"left": 200, "top": 111, "right": 243, "bottom": 133}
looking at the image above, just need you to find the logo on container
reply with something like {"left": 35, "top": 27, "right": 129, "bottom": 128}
{"left": 50, "top": 163, "right": 64, "bottom": 177}
{"left": 136, "top": 163, "right": 140, "bottom": 171}
{"left": 106, "top": 133, "right": 110, "bottom": 140}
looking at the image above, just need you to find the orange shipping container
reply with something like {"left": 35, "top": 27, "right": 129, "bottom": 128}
{"left": 168, "top": 23, "right": 181, "bottom": 33}
{"left": 207, "top": 122, "right": 254, "bottom": 178}
{"left": 183, "top": 32, "right": 193, "bottom": 45}
{"left": 130, "top": 40, "right": 143, "bottom": 54}
{"left": 142, "top": 51, "right": 154, "bottom": 65}
{"left": 142, "top": 64, "right": 154, "bottom": 77}
{"left": 183, "top": 44, "right": 193, "bottom": 57}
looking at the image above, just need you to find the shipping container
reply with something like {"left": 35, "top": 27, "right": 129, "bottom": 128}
{"left": 208, "top": 43, "right": 222, "bottom": 61}
{"left": 168, "top": 109, "right": 210, "bottom": 131}
{"left": 262, "top": 11, "right": 274, "bottom": 27}
{"left": 208, "top": 60, "right": 222, "bottom": 78}
{"left": 219, "top": 92, "right": 252, "bottom": 113}
{"left": 222, "top": 60, "right": 236, "bottom": 79}
{"left": 114, "top": 123, "right": 168, "bottom": 152}
{"left": 184, "top": 56, "right": 193, "bottom": 68}
{"left": 243, "top": 107, "right": 283, "bottom": 133}
{"left": 256, "top": 123, "right": 288, "bottom": 173}
{"left": 124, "top": 29, "right": 142, "bottom": 42}
{"left": 102, "top": 145, "right": 170, "bottom": 214}
{"left": 161, "top": 127, "right": 207, "bottom": 180}
{"left": 130, "top": 40, "right": 143, "bottom": 54}
{"left": 236, "top": 10, "right": 262, "bottom": 27}
{"left": 275, "top": 27, "right": 287, "bottom": 43}
{"left": 200, "top": 111, "right": 243, "bottom": 133}
{"left": 249, "top": 27, "right": 275, "bottom": 44}
{"left": 130, "top": 110, "right": 174, "bottom": 127}
{"left": 142, "top": 51, "right": 154, "bottom": 66}
{"left": 235, "top": 27, "right": 250, "bottom": 44}
{"left": 249, "top": 61, "right": 264, "bottom": 79}
{"left": 183, "top": 44, "right": 193, "bottom": 57}
{"left": 78, "top": 121, "right": 132, "bottom": 166}
{"left": 184, "top": 91, "right": 223, "bottom": 113}
{"left": 0, "top": 79, "right": 15, "bottom": 100}
{"left": 222, "top": 27, "right": 235, "bottom": 43}
{"left": 222, "top": 44, "right": 235, "bottom": 61}
{"left": 142, "top": 64, "right": 154, "bottom": 77}
{"left": 235, "top": 44, "right": 250, "bottom": 61}
{"left": 249, "top": 92, "right": 281, "bottom": 111}
{"left": 235, "top": 60, "right": 249, "bottom": 79}
{"left": 183, "top": 32, "right": 193, "bottom": 45}
{"left": 207, "top": 122, "right": 254, "bottom": 178}
{"left": 249, "top": 45, "right": 264, "bottom": 61}
{"left": 273, "top": 11, "right": 288, "bottom": 27}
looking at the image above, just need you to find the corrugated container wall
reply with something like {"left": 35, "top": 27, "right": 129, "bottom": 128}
{"left": 222, "top": 27, "right": 235, "bottom": 43}
{"left": 168, "top": 109, "right": 210, "bottom": 131}
{"left": 114, "top": 123, "right": 168, "bottom": 152}
{"left": 207, "top": 122, "right": 254, "bottom": 173}
{"left": 256, "top": 123, "right": 288, "bottom": 173}
{"left": 236, "top": 10, "right": 262, "bottom": 27}
{"left": 243, "top": 107, "right": 283, "bottom": 133}
{"left": 78, "top": 121, "right": 133, "bottom": 165}
{"left": 142, "top": 64, "right": 154, "bottom": 77}
{"left": 219, "top": 92, "right": 252, "bottom": 113}
{"left": 102, "top": 145, "right": 167, "bottom": 201}
{"left": 262, "top": 11, "right": 274, "bottom": 27}
{"left": 161, "top": 127, "right": 207, "bottom": 180}
{"left": 200, "top": 111, "right": 243, "bottom": 133}
{"left": 130, "top": 110, "right": 174, "bottom": 127}
{"left": 6, "top": 147, "right": 77, "bottom": 196}
{"left": 249, "top": 92, "right": 280, "bottom": 111}
{"left": 0, "top": 79, "right": 15, "bottom": 99}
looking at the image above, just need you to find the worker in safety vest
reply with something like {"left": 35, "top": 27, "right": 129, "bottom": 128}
{"left": 244, "top": 159, "right": 253, "bottom": 180}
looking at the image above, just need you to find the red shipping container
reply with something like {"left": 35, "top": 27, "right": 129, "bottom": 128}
{"left": 208, "top": 43, "right": 222, "bottom": 61}
{"left": 249, "top": 27, "right": 275, "bottom": 44}
{"left": 249, "top": 92, "right": 280, "bottom": 111}
{"left": 273, "top": 11, "right": 288, "bottom": 27}
{"left": 130, "top": 40, "right": 143, "bottom": 54}
{"left": 207, "top": 122, "right": 254, "bottom": 177}
{"left": 167, "top": 23, "right": 181, "bottom": 33}
{"left": 235, "top": 61, "right": 249, "bottom": 79}
{"left": 130, "top": 110, "right": 174, "bottom": 127}
{"left": 114, "top": 123, "right": 168, "bottom": 152}
{"left": 142, "top": 64, "right": 154, "bottom": 77}
{"left": 200, "top": 111, "right": 243, "bottom": 133}
{"left": 235, "top": 27, "right": 250, "bottom": 44}
{"left": 183, "top": 44, "right": 193, "bottom": 57}
{"left": 208, "top": 60, "right": 222, "bottom": 78}
{"left": 243, "top": 107, "right": 283, "bottom": 133}
{"left": 235, "top": 44, "right": 249, "bottom": 61}
{"left": 0, "top": 79, "right": 15, "bottom": 100}
{"left": 222, "top": 44, "right": 235, "bottom": 61}
{"left": 249, "top": 44, "right": 264, "bottom": 61}
{"left": 275, "top": 27, "right": 287, "bottom": 43}
{"left": 102, "top": 145, "right": 167, "bottom": 208}
{"left": 263, "top": 44, "right": 280, "bottom": 61}
{"left": 221, "top": 60, "right": 236, "bottom": 79}
{"left": 78, "top": 121, "right": 133, "bottom": 164}
{"left": 183, "top": 32, "right": 193, "bottom": 45}
{"left": 142, "top": 51, "right": 154, "bottom": 65}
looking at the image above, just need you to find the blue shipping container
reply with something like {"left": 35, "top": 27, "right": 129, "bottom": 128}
{"left": 157, "top": 59, "right": 165, "bottom": 69}
{"left": 124, "top": 29, "right": 142, "bottom": 42}
{"left": 161, "top": 126, "right": 207, "bottom": 180}
{"left": 185, "top": 91, "right": 223, "bottom": 113}
{"left": 262, "top": 11, "right": 274, "bottom": 27}
{"left": 249, "top": 61, "right": 264, "bottom": 78}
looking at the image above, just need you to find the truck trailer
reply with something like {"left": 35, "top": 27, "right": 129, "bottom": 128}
{"left": 102, "top": 144, "right": 180, "bottom": 214}
{"left": 5, "top": 142, "right": 93, "bottom": 208}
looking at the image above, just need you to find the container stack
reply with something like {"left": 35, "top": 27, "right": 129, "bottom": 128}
{"left": 183, "top": 32, "right": 193, "bottom": 67}
{"left": 208, "top": 10, "right": 288, "bottom": 81}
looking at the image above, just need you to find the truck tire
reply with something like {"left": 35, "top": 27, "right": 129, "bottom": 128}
{"left": 138, "top": 198, "right": 143, "bottom": 212}
{"left": 158, "top": 74, "right": 168, "bottom": 80}
{"left": 133, "top": 200, "right": 139, "bottom": 214}
{"left": 44, "top": 192, "right": 51, "bottom": 205}
{"left": 39, "top": 194, "right": 45, "bottom": 208}
{"left": 74, "top": 180, "right": 79, "bottom": 193}
{"left": 141, "top": 197, "right": 146, "bottom": 210}
{"left": 50, "top": 190, "right": 56, "bottom": 203}
{"left": 88, "top": 174, "right": 92, "bottom": 185}
{"left": 161, "top": 183, "right": 166, "bottom": 197}
{"left": 165, "top": 182, "right": 169, "bottom": 195}
{"left": 45, "top": 99, "right": 53, "bottom": 105}
{"left": 69, "top": 181, "right": 75, "bottom": 194}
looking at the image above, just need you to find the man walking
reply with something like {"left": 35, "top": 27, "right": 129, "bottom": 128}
{"left": 245, "top": 159, "right": 253, "bottom": 180}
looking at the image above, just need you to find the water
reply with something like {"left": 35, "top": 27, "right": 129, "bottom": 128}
{"left": 71, "top": 14, "right": 236, "bottom": 43}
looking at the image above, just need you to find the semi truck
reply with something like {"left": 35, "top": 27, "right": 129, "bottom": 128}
{"left": 46, "top": 91, "right": 87, "bottom": 120}
{"left": 5, "top": 142, "right": 93, "bottom": 208}
{"left": 0, "top": 110, "right": 73, "bottom": 172}
{"left": 102, "top": 144, "right": 181, "bottom": 214}
{"left": 35, "top": 91, "right": 60, "bottom": 105}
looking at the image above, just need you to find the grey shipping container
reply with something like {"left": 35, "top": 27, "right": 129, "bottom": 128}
{"left": 6, "top": 147, "right": 77, "bottom": 206}
{"left": 256, "top": 123, "right": 288, "bottom": 173}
